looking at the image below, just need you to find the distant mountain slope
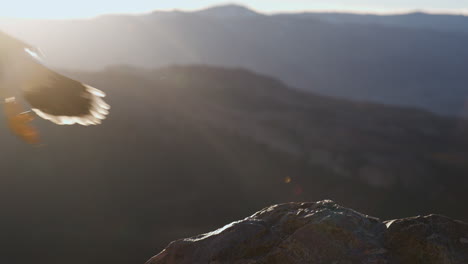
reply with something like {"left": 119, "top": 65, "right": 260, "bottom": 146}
{"left": 0, "top": 65, "right": 467, "bottom": 264}
{"left": 284, "top": 12, "right": 468, "bottom": 34}
{"left": 196, "top": 4, "right": 260, "bottom": 18}
{"left": 69, "top": 65, "right": 468, "bottom": 215}
{"left": 1, "top": 5, "right": 468, "bottom": 116}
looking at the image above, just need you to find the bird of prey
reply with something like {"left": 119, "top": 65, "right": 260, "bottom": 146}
{"left": 0, "top": 31, "right": 110, "bottom": 144}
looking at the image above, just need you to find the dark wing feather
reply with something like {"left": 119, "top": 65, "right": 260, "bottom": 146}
{"left": 23, "top": 70, "right": 92, "bottom": 116}
{"left": 21, "top": 61, "right": 110, "bottom": 125}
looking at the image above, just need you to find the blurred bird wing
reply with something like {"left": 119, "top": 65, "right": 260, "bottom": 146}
{"left": 20, "top": 58, "right": 110, "bottom": 126}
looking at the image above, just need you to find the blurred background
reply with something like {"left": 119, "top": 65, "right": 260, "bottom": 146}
{"left": 1, "top": 1, "right": 468, "bottom": 263}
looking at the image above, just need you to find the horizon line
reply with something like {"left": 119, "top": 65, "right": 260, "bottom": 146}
{"left": 1, "top": 4, "right": 467, "bottom": 20}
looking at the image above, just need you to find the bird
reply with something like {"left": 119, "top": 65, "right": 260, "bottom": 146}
{"left": 0, "top": 31, "right": 110, "bottom": 144}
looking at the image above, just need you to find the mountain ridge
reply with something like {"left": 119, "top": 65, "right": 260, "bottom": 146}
{"left": 195, "top": 4, "right": 261, "bottom": 17}
{"left": 2, "top": 5, "right": 468, "bottom": 116}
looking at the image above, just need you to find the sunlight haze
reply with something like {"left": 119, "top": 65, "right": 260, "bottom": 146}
{"left": 1, "top": 0, "right": 468, "bottom": 263}
{"left": 1, "top": 0, "right": 468, "bottom": 19}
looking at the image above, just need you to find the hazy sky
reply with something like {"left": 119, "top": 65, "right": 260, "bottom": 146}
{"left": 2, "top": 0, "right": 468, "bottom": 19}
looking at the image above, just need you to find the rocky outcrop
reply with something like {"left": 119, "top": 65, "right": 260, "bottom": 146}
{"left": 146, "top": 200, "right": 468, "bottom": 264}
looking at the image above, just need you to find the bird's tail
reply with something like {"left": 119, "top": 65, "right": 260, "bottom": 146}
{"left": 4, "top": 97, "right": 41, "bottom": 145}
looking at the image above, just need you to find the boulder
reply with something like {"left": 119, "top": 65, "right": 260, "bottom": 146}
{"left": 146, "top": 200, "right": 468, "bottom": 264}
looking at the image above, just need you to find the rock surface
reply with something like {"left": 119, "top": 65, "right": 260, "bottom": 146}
{"left": 146, "top": 200, "right": 468, "bottom": 264}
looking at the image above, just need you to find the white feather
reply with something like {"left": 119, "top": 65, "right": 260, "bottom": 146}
{"left": 32, "top": 85, "right": 110, "bottom": 126}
